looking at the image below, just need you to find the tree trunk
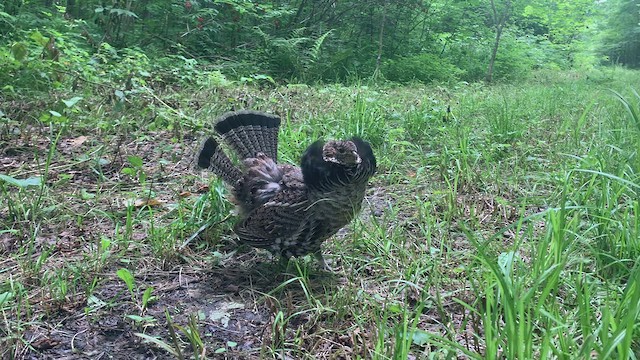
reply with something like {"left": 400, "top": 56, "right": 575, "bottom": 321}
{"left": 375, "top": 1, "right": 388, "bottom": 77}
{"left": 486, "top": 26, "right": 502, "bottom": 83}
{"left": 65, "top": 0, "right": 76, "bottom": 18}
{"left": 486, "top": 0, "right": 511, "bottom": 83}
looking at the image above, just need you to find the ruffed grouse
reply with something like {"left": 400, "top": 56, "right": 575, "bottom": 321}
{"left": 197, "top": 110, "right": 376, "bottom": 267}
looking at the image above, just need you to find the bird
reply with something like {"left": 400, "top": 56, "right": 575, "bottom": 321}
{"left": 197, "top": 110, "right": 377, "bottom": 268}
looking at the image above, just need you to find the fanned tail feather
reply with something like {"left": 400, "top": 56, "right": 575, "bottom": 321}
{"left": 214, "top": 110, "right": 281, "bottom": 161}
{"left": 197, "top": 137, "right": 243, "bottom": 184}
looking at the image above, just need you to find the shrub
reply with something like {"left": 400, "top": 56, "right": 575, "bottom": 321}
{"left": 382, "top": 53, "right": 462, "bottom": 84}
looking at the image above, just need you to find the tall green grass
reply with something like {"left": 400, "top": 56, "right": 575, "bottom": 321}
{"left": 2, "top": 68, "right": 640, "bottom": 358}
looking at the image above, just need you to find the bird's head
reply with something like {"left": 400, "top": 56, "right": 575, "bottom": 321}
{"left": 322, "top": 140, "right": 361, "bottom": 166}
{"left": 301, "top": 137, "right": 376, "bottom": 189}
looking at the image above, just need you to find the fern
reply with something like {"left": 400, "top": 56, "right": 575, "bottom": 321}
{"left": 308, "top": 29, "right": 333, "bottom": 61}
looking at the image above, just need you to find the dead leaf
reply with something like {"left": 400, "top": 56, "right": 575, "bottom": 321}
{"left": 134, "top": 198, "right": 164, "bottom": 208}
{"left": 132, "top": 232, "right": 147, "bottom": 241}
{"left": 209, "top": 301, "right": 245, "bottom": 328}
{"left": 179, "top": 191, "right": 192, "bottom": 197}
{"left": 69, "top": 136, "right": 88, "bottom": 148}
{"left": 31, "top": 337, "right": 60, "bottom": 350}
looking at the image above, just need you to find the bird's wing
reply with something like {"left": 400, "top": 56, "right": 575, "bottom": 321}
{"left": 233, "top": 188, "right": 310, "bottom": 248}
{"left": 234, "top": 163, "right": 315, "bottom": 250}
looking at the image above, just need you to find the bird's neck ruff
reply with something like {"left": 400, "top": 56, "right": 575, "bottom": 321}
{"left": 301, "top": 139, "right": 376, "bottom": 191}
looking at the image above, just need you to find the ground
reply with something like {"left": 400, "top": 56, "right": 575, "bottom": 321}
{"left": 2, "top": 74, "right": 639, "bottom": 359}
{"left": 0, "top": 126, "right": 514, "bottom": 359}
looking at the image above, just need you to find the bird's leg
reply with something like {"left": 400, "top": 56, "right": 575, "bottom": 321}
{"left": 314, "top": 252, "right": 334, "bottom": 271}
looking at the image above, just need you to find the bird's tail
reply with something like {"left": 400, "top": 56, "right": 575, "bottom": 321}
{"left": 214, "top": 110, "right": 281, "bottom": 161}
{"left": 197, "top": 137, "right": 243, "bottom": 184}
{"left": 197, "top": 110, "right": 281, "bottom": 185}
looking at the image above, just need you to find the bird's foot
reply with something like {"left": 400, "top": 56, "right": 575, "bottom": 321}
{"left": 314, "top": 253, "right": 337, "bottom": 272}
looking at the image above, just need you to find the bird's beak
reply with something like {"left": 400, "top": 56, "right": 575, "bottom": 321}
{"left": 353, "top": 151, "right": 362, "bottom": 164}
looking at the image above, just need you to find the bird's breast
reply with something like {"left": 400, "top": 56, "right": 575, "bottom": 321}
{"left": 309, "top": 183, "right": 368, "bottom": 225}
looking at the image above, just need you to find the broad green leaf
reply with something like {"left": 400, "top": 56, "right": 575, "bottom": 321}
{"left": 0, "top": 174, "right": 42, "bottom": 188}
{"left": 135, "top": 333, "right": 179, "bottom": 356}
{"left": 498, "top": 251, "right": 518, "bottom": 278}
{"left": 386, "top": 303, "right": 403, "bottom": 313}
{"left": 121, "top": 167, "right": 135, "bottom": 176}
{"left": 29, "top": 30, "right": 47, "bottom": 46}
{"left": 142, "top": 286, "right": 155, "bottom": 307}
{"left": 0, "top": 11, "right": 16, "bottom": 21}
{"left": 110, "top": 8, "right": 139, "bottom": 18}
{"left": 127, "top": 156, "right": 143, "bottom": 168}
{"left": 125, "top": 314, "right": 155, "bottom": 323}
{"left": 116, "top": 268, "right": 135, "bottom": 293}
{"left": 80, "top": 189, "right": 95, "bottom": 200}
{"left": 0, "top": 292, "right": 14, "bottom": 306}
{"left": 62, "top": 96, "right": 83, "bottom": 108}
{"left": 100, "top": 237, "right": 111, "bottom": 252}
{"left": 412, "top": 329, "right": 430, "bottom": 346}
{"left": 11, "top": 42, "right": 28, "bottom": 61}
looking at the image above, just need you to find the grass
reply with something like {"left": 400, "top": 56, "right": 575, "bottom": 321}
{"left": 1, "top": 67, "right": 640, "bottom": 359}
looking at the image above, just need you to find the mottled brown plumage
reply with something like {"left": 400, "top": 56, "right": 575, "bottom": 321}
{"left": 197, "top": 110, "right": 376, "bottom": 266}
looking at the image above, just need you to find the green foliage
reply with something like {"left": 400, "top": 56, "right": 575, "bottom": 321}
{"left": 598, "top": 0, "right": 640, "bottom": 68}
{"left": 0, "top": 0, "right": 621, "bottom": 86}
{"left": 254, "top": 27, "right": 334, "bottom": 81}
{"left": 444, "top": 38, "right": 491, "bottom": 82}
{"left": 492, "top": 31, "right": 538, "bottom": 81}
{"left": 383, "top": 53, "right": 463, "bottom": 84}
{"left": 611, "top": 88, "right": 640, "bottom": 134}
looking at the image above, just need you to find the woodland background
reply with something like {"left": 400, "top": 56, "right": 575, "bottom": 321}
{"left": 1, "top": 0, "right": 639, "bottom": 91}
{"left": 1, "top": 1, "right": 640, "bottom": 359}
